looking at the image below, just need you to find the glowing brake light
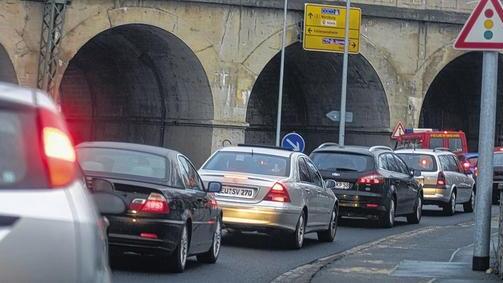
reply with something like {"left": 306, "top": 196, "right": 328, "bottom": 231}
{"left": 42, "top": 127, "right": 76, "bottom": 187}
{"left": 437, "top": 171, "right": 447, "bottom": 188}
{"left": 130, "top": 193, "right": 170, "bottom": 214}
{"left": 264, "top": 183, "right": 290, "bottom": 202}
{"left": 357, "top": 173, "right": 384, "bottom": 185}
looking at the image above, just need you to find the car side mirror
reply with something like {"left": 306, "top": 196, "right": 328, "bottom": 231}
{"left": 207, "top": 182, "right": 222, "bottom": 193}
{"left": 93, "top": 192, "right": 127, "bottom": 215}
{"left": 325, "top": 179, "right": 336, "bottom": 189}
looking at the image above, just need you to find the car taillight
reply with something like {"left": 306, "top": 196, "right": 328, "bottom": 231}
{"left": 357, "top": 173, "right": 384, "bottom": 185}
{"left": 463, "top": 162, "right": 470, "bottom": 169}
{"left": 130, "top": 193, "right": 170, "bottom": 214}
{"left": 42, "top": 126, "right": 76, "bottom": 187}
{"left": 437, "top": 171, "right": 447, "bottom": 188}
{"left": 264, "top": 183, "right": 290, "bottom": 202}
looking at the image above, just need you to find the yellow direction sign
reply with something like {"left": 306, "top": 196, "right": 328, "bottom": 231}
{"left": 303, "top": 3, "right": 361, "bottom": 54}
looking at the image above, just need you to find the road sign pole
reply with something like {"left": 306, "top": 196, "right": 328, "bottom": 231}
{"left": 338, "top": 0, "right": 351, "bottom": 146}
{"left": 473, "top": 51, "right": 499, "bottom": 271}
{"left": 275, "top": 0, "right": 288, "bottom": 146}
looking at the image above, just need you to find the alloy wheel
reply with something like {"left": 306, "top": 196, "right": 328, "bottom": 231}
{"left": 180, "top": 226, "right": 188, "bottom": 269}
{"left": 213, "top": 220, "right": 222, "bottom": 258}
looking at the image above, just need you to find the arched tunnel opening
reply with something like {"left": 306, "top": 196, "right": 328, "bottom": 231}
{"left": 420, "top": 52, "right": 503, "bottom": 151}
{"left": 0, "top": 44, "right": 17, "bottom": 84}
{"left": 246, "top": 43, "right": 390, "bottom": 153}
{"left": 60, "top": 24, "right": 214, "bottom": 166}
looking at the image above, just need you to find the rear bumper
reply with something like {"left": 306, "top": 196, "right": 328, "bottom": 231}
{"left": 107, "top": 216, "right": 184, "bottom": 256}
{"left": 423, "top": 187, "right": 450, "bottom": 204}
{"left": 218, "top": 201, "right": 300, "bottom": 232}
{"left": 335, "top": 192, "right": 387, "bottom": 218}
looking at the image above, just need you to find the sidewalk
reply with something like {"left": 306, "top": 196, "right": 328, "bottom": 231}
{"left": 312, "top": 218, "right": 500, "bottom": 283}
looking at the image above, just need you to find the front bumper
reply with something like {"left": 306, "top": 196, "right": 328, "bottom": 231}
{"left": 218, "top": 200, "right": 300, "bottom": 232}
{"left": 107, "top": 215, "right": 184, "bottom": 256}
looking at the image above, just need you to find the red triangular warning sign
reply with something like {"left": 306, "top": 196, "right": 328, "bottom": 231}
{"left": 454, "top": 0, "right": 503, "bottom": 50}
{"left": 391, "top": 121, "right": 405, "bottom": 140}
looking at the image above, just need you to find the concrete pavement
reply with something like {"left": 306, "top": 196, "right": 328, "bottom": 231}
{"left": 311, "top": 218, "right": 500, "bottom": 283}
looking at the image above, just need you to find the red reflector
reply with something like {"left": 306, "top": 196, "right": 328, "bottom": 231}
{"left": 42, "top": 127, "right": 76, "bottom": 187}
{"left": 357, "top": 173, "right": 384, "bottom": 185}
{"left": 140, "top": 233, "right": 158, "bottom": 239}
{"left": 264, "top": 182, "right": 290, "bottom": 202}
{"left": 366, "top": 204, "right": 379, "bottom": 208}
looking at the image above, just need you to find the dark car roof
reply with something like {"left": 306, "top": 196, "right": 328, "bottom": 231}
{"left": 311, "top": 145, "right": 384, "bottom": 156}
{"left": 76, "top": 141, "right": 181, "bottom": 159}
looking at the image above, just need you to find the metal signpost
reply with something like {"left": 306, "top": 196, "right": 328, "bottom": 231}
{"left": 303, "top": 2, "right": 361, "bottom": 146}
{"left": 275, "top": 0, "right": 289, "bottom": 146}
{"left": 453, "top": 0, "right": 503, "bottom": 271}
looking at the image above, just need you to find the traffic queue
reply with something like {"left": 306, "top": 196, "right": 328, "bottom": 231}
{"left": 0, "top": 84, "right": 493, "bottom": 280}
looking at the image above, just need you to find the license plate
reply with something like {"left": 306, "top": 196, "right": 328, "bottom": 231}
{"left": 217, "top": 186, "right": 255, "bottom": 198}
{"left": 335, "top": 182, "right": 351, "bottom": 189}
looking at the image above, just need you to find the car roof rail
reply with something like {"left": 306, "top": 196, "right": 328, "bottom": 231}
{"left": 369, "top": 146, "right": 393, "bottom": 152}
{"left": 433, "top": 147, "right": 452, "bottom": 152}
{"left": 317, "top": 142, "right": 340, "bottom": 149}
{"left": 237, "top": 144, "right": 293, "bottom": 151}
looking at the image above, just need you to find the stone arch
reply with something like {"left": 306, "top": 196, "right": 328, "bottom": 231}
{"left": 0, "top": 43, "right": 17, "bottom": 84}
{"left": 419, "top": 52, "right": 503, "bottom": 150}
{"left": 245, "top": 42, "right": 390, "bottom": 152}
{"left": 59, "top": 23, "right": 214, "bottom": 166}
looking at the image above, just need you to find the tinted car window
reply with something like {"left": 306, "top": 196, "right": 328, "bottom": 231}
{"left": 495, "top": 153, "right": 503, "bottom": 166}
{"left": 439, "top": 155, "right": 458, "bottom": 172}
{"left": 203, "top": 151, "right": 290, "bottom": 177}
{"left": 449, "top": 138, "right": 463, "bottom": 152}
{"left": 0, "top": 109, "right": 48, "bottom": 189}
{"left": 310, "top": 152, "right": 373, "bottom": 172}
{"left": 179, "top": 156, "right": 204, "bottom": 191}
{"left": 77, "top": 148, "right": 168, "bottom": 179}
{"left": 305, "top": 159, "right": 323, "bottom": 187}
{"left": 393, "top": 155, "right": 410, "bottom": 175}
{"left": 397, "top": 153, "right": 437, "bottom": 172}
{"left": 385, "top": 154, "right": 400, "bottom": 173}
{"left": 378, "top": 154, "right": 389, "bottom": 171}
{"left": 299, "top": 158, "right": 312, "bottom": 183}
{"left": 429, "top": 138, "right": 443, "bottom": 149}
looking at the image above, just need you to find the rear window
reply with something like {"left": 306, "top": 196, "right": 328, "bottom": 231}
{"left": 310, "top": 152, "right": 374, "bottom": 173}
{"left": 495, "top": 153, "right": 503, "bottom": 166}
{"left": 0, "top": 108, "right": 48, "bottom": 189}
{"left": 396, "top": 153, "right": 437, "bottom": 172}
{"left": 77, "top": 148, "right": 168, "bottom": 180}
{"left": 203, "top": 151, "right": 290, "bottom": 177}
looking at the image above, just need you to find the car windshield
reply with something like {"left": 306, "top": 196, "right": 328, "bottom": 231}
{"left": 494, "top": 153, "right": 503, "bottom": 166}
{"left": 396, "top": 153, "right": 437, "bottom": 172}
{"left": 310, "top": 152, "right": 373, "bottom": 172}
{"left": 203, "top": 151, "right": 290, "bottom": 177}
{"left": 77, "top": 147, "right": 168, "bottom": 180}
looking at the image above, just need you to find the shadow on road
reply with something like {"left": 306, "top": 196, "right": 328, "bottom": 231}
{"left": 221, "top": 230, "right": 320, "bottom": 250}
{"left": 110, "top": 254, "right": 207, "bottom": 274}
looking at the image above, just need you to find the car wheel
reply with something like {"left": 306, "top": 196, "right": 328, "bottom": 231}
{"left": 380, "top": 197, "right": 395, "bottom": 228}
{"left": 463, "top": 190, "right": 475, "bottom": 213}
{"left": 197, "top": 217, "right": 222, "bottom": 264}
{"left": 407, "top": 196, "right": 422, "bottom": 224}
{"left": 317, "top": 206, "right": 338, "bottom": 242}
{"left": 289, "top": 211, "right": 306, "bottom": 249}
{"left": 168, "top": 224, "right": 189, "bottom": 273}
{"left": 443, "top": 192, "right": 456, "bottom": 216}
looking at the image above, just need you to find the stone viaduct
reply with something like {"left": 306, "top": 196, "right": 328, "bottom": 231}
{"left": 1, "top": 0, "right": 502, "bottom": 165}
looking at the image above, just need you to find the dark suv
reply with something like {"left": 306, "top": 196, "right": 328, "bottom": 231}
{"left": 310, "top": 144, "right": 423, "bottom": 228}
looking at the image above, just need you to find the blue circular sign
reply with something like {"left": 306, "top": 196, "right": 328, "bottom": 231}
{"left": 281, "top": 132, "right": 305, "bottom": 152}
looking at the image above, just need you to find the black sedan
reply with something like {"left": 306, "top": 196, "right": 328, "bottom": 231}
{"left": 76, "top": 142, "right": 223, "bottom": 273}
{"left": 310, "top": 144, "right": 423, "bottom": 228}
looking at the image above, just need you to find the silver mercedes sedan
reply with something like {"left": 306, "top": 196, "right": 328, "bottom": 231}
{"left": 199, "top": 145, "right": 338, "bottom": 249}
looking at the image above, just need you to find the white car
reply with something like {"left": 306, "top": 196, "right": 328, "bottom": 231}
{"left": 0, "top": 83, "right": 111, "bottom": 282}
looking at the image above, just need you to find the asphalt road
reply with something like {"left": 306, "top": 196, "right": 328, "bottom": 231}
{"left": 112, "top": 205, "right": 497, "bottom": 283}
